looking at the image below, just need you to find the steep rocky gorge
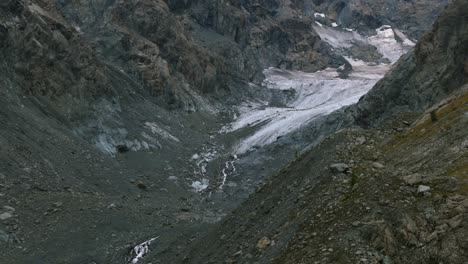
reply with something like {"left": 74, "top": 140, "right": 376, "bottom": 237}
{"left": 0, "top": 0, "right": 464, "bottom": 263}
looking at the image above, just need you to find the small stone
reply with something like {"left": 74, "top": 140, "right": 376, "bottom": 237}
{"left": 52, "top": 202, "right": 63, "bottom": 208}
{"left": 256, "top": 237, "right": 272, "bottom": 250}
{"left": 426, "top": 231, "right": 438, "bottom": 242}
{"left": 0, "top": 230, "right": 9, "bottom": 243}
{"left": 137, "top": 182, "right": 147, "bottom": 190}
{"left": 329, "top": 163, "right": 350, "bottom": 173}
{"left": 461, "top": 199, "right": 468, "bottom": 209}
{"left": 448, "top": 215, "right": 463, "bottom": 228}
{"left": 382, "top": 256, "right": 393, "bottom": 264}
{"left": 436, "top": 223, "right": 449, "bottom": 232}
{"left": 2, "top": 206, "right": 15, "bottom": 212}
{"left": 451, "top": 195, "right": 466, "bottom": 202}
{"left": 356, "top": 136, "right": 366, "bottom": 145}
{"left": 168, "top": 176, "right": 178, "bottom": 181}
{"left": 0, "top": 212, "right": 13, "bottom": 220}
{"left": 352, "top": 221, "right": 361, "bottom": 227}
{"left": 418, "top": 185, "right": 431, "bottom": 193}
{"left": 403, "top": 174, "right": 422, "bottom": 185}
{"left": 372, "top": 162, "right": 385, "bottom": 169}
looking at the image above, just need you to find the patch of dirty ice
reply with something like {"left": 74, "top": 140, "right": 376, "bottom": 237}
{"left": 313, "top": 24, "right": 415, "bottom": 63}
{"left": 222, "top": 62, "right": 390, "bottom": 154}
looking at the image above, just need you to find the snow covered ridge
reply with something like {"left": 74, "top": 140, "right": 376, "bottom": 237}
{"left": 222, "top": 62, "right": 391, "bottom": 155}
{"left": 313, "top": 24, "right": 415, "bottom": 63}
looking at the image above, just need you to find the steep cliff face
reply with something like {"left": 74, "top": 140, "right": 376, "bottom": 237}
{"left": 0, "top": 0, "right": 113, "bottom": 120}
{"left": 57, "top": 0, "right": 344, "bottom": 109}
{"left": 54, "top": 0, "right": 450, "bottom": 109}
{"left": 352, "top": 0, "right": 468, "bottom": 126}
{"left": 310, "top": 0, "right": 451, "bottom": 38}
{"left": 1, "top": 0, "right": 449, "bottom": 113}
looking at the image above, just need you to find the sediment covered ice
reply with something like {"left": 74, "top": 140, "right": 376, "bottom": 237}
{"left": 222, "top": 24, "right": 415, "bottom": 154}
{"left": 313, "top": 24, "right": 415, "bottom": 63}
{"left": 224, "top": 63, "right": 390, "bottom": 154}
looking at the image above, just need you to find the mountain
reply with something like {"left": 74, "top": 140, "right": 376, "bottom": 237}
{"left": 169, "top": 1, "right": 468, "bottom": 263}
{"left": 0, "top": 0, "right": 463, "bottom": 263}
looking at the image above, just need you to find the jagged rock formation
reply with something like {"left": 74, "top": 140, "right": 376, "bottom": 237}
{"left": 353, "top": 0, "right": 468, "bottom": 126}
{"left": 310, "top": 0, "right": 450, "bottom": 38}
{"left": 57, "top": 0, "right": 346, "bottom": 110}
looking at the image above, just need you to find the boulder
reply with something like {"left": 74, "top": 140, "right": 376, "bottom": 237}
{"left": 417, "top": 185, "right": 431, "bottom": 193}
{"left": 403, "top": 174, "right": 423, "bottom": 185}
{"left": 372, "top": 162, "right": 385, "bottom": 169}
{"left": 0, "top": 212, "right": 13, "bottom": 220}
{"left": 329, "top": 163, "right": 350, "bottom": 173}
{"left": 256, "top": 237, "right": 272, "bottom": 250}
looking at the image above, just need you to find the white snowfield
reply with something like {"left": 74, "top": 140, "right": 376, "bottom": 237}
{"left": 368, "top": 25, "right": 415, "bottom": 63}
{"left": 224, "top": 63, "right": 388, "bottom": 154}
{"left": 222, "top": 24, "right": 415, "bottom": 155}
{"left": 313, "top": 24, "right": 415, "bottom": 63}
{"left": 129, "top": 237, "right": 158, "bottom": 264}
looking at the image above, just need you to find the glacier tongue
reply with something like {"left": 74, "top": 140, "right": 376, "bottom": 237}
{"left": 222, "top": 23, "right": 416, "bottom": 155}
{"left": 224, "top": 63, "right": 390, "bottom": 154}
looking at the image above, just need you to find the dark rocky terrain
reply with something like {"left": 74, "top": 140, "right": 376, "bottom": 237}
{"left": 0, "top": 0, "right": 465, "bottom": 263}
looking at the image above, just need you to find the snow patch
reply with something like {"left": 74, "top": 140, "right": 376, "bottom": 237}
{"left": 94, "top": 129, "right": 153, "bottom": 156}
{"left": 190, "top": 147, "right": 220, "bottom": 192}
{"left": 368, "top": 25, "right": 412, "bottom": 63}
{"left": 314, "top": 12, "right": 326, "bottom": 18}
{"left": 145, "top": 122, "right": 180, "bottom": 142}
{"left": 394, "top": 28, "right": 416, "bottom": 46}
{"left": 192, "top": 179, "right": 209, "bottom": 192}
{"left": 313, "top": 25, "right": 367, "bottom": 49}
{"left": 129, "top": 237, "right": 158, "bottom": 264}
{"left": 313, "top": 24, "right": 415, "bottom": 63}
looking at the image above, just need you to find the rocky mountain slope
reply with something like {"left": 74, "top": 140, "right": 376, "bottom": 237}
{"left": 171, "top": 1, "right": 468, "bottom": 263}
{"left": 0, "top": 0, "right": 459, "bottom": 263}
